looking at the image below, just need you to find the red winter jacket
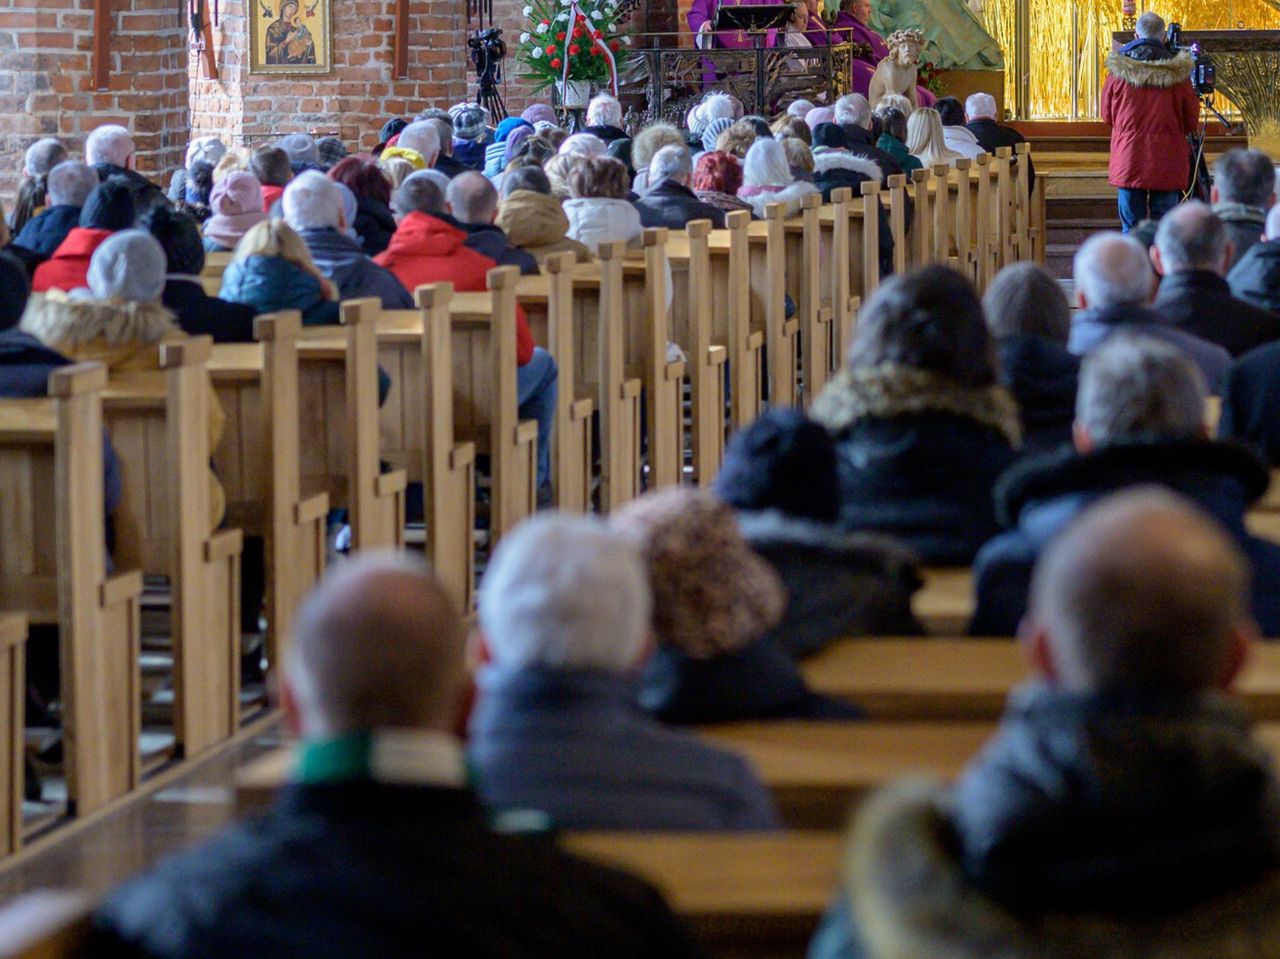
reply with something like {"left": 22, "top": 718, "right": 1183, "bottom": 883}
{"left": 261, "top": 184, "right": 286, "bottom": 212}
{"left": 375, "top": 212, "right": 534, "bottom": 366}
{"left": 1101, "top": 48, "right": 1200, "bottom": 192}
{"left": 32, "top": 227, "right": 114, "bottom": 294}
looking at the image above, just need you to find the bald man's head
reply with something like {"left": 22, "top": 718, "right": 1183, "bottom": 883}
{"left": 1153, "top": 201, "right": 1230, "bottom": 276}
{"left": 446, "top": 171, "right": 499, "bottom": 226}
{"left": 284, "top": 553, "right": 466, "bottom": 737}
{"left": 1026, "top": 488, "right": 1254, "bottom": 694}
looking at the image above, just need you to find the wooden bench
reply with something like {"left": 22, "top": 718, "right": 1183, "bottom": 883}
{"left": 0, "top": 613, "right": 26, "bottom": 855}
{"left": 198, "top": 251, "right": 232, "bottom": 297}
{"left": 803, "top": 638, "right": 1280, "bottom": 720}
{"left": 0, "top": 365, "right": 143, "bottom": 818}
{"left": 0, "top": 890, "right": 93, "bottom": 958}
{"left": 914, "top": 567, "right": 976, "bottom": 635}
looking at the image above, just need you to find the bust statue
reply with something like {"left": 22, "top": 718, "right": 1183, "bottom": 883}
{"left": 868, "top": 28, "right": 926, "bottom": 108}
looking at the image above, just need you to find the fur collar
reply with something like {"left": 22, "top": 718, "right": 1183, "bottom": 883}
{"left": 1104, "top": 49, "right": 1194, "bottom": 88}
{"left": 21, "top": 294, "right": 175, "bottom": 348}
{"left": 736, "top": 508, "right": 922, "bottom": 571}
{"left": 812, "top": 151, "right": 884, "bottom": 183}
{"left": 741, "top": 180, "right": 819, "bottom": 219}
{"left": 848, "top": 780, "right": 1280, "bottom": 959}
{"left": 811, "top": 364, "right": 1022, "bottom": 447}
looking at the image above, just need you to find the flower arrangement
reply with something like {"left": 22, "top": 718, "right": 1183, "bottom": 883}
{"left": 916, "top": 56, "right": 945, "bottom": 96}
{"left": 515, "top": 0, "right": 634, "bottom": 93}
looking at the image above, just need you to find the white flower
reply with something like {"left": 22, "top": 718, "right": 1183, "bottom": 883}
{"left": 621, "top": 34, "right": 631, "bottom": 44}
{"left": 555, "top": 10, "right": 568, "bottom": 19}
{"left": 522, "top": 4, "right": 532, "bottom": 13}
{"left": 590, "top": 9, "right": 602, "bottom": 18}
{"left": 520, "top": 31, "right": 531, "bottom": 42}
{"left": 532, "top": 46, "right": 544, "bottom": 57}
{"left": 534, "top": 21, "right": 548, "bottom": 32}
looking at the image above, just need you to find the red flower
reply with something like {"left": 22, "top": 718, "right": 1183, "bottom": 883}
{"left": 550, "top": 57, "right": 562, "bottom": 67}
{"left": 539, "top": 18, "right": 549, "bottom": 25}
{"left": 589, "top": 45, "right": 602, "bottom": 55}
{"left": 568, "top": 43, "right": 580, "bottom": 54}
{"left": 556, "top": 30, "right": 566, "bottom": 39}
{"left": 591, "top": 29, "right": 602, "bottom": 38}
{"left": 573, "top": 26, "right": 584, "bottom": 37}
{"left": 609, "top": 39, "right": 620, "bottom": 50}
{"left": 545, "top": 43, "right": 557, "bottom": 53}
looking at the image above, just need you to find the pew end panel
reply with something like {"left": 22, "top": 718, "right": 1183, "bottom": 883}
{"left": 0, "top": 613, "right": 26, "bottom": 855}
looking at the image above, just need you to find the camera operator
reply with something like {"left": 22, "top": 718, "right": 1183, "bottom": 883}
{"left": 1102, "top": 11, "right": 1200, "bottom": 233}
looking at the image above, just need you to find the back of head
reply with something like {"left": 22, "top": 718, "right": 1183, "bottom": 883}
{"left": 611, "top": 488, "right": 785, "bottom": 658}
{"left": 716, "top": 120, "right": 759, "bottom": 159}
{"left": 934, "top": 97, "right": 966, "bottom": 127}
{"left": 813, "top": 123, "right": 849, "bottom": 151}
{"left": 1073, "top": 232, "right": 1155, "bottom": 307}
{"left": 906, "top": 108, "right": 945, "bottom": 157}
{"left": 79, "top": 179, "right": 137, "bottom": 231}
{"left": 85, "top": 125, "right": 134, "bottom": 168}
{"left": 742, "top": 137, "right": 791, "bottom": 188}
{"left": 316, "top": 136, "right": 347, "bottom": 169}
{"left": 1154, "top": 200, "right": 1228, "bottom": 273}
{"left": 479, "top": 514, "right": 651, "bottom": 672}
{"left": 806, "top": 106, "right": 836, "bottom": 132}
{"left": 283, "top": 170, "right": 344, "bottom": 232}
{"left": 451, "top": 104, "right": 488, "bottom": 142}
{"left": 416, "top": 107, "right": 452, "bottom": 124}
{"left": 396, "top": 120, "right": 442, "bottom": 165}
{"left": 25, "top": 138, "right": 68, "bottom": 178}
{"left": 1213, "top": 148, "right": 1276, "bottom": 209}
{"left": 964, "top": 92, "right": 998, "bottom": 121}
{"left": 692, "top": 150, "right": 743, "bottom": 195}
{"left": 286, "top": 553, "right": 466, "bottom": 736}
{"left": 87, "top": 229, "right": 167, "bottom": 303}
{"left": 379, "top": 156, "right": 415, "bottom": 191}
{"left": 781, "top": 138, "right": 814, "bottom": 175}
{"left": 211, "top": 171, "right": 265, "bottom": 217}
{"left": 878, "top": 107, "right": 908, "bottom": 143}
{"left": 649, "top": 144, "right": 692, "bottom": 186}
{"left": 700, "top": 92, "right": 739, "bottom": 124}
{"left": 501, "top": 164, "right": 552, "bottom": 198}
{"left": 850, "top": 264, "right": 997, "bottom": 387}
{"left": 834, "top": 93, "right": 872, "bottom": 129}
{"left": 558, "top": 133, "right": 607, "bottom": 159}
{"left": 701, "top": 116, "right": 736, "bottom": 154}
{"left": 587, "top": 93, "right": 623, "bottom": 129}
{"left": 1135, "top": 10, "right": 1166, "bottom": 39}
{"left": 185, "top": 162, "right": 214, "bottom": 206}
{"left": 983, "top": 262, "right": 1071, "bottom": 342}
{"left": 875, "top": 93, "right": 913, "bottom": 119}
{"left": 140, "top": 205, "right": 205, "bottom": 276}
{"left": 277, "top": 133, "right": 320, "bottom": 168}
{"left": 568, "top": 155, "right": 630, "bottom": 200}
{"left": 392, "top": 171, "right": 446, "bottom": 217}
{"left": 787, "top": 98, "right": 816, "bottom": 119}
{"left": 47, "top": 161, "right": 100, "bottom": 209}
{"left": 328, "top": 155, "right": 391, "bottom": 206}
{"left": 1029, "top": 487, "right": 1249, "bottom": 693}
{"left": 771, "top": 115, "right": 811, "bottom": 145}
{"left": 510, "top": 131, "right": 561, "bottom": 169}
{"left": 231, "top": 218, "right": 320, "bottom": 276}
{"left": 446, "top": 171, "right": 498, "bottom": 225}
{"left": 714, "top": 408, "right": 839, "bottom": 522}
{"left": 1076, "top": 331, "right": 1206, "bottom": 445}
{"left": 633, "top": 123, "right": 685, "bottom": 170}
{"left": 0, "top": 252, "right": 31, "bottom": 332}
{"left": 425, "top": 118, "right": 453, "bottom": 157}
{"left": 250, "top": 146, "right": 294, "bottom": 187}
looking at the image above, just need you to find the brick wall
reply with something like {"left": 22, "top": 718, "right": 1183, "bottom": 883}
{"left": 0, "top": 0, "right": 188, "bottom": 206}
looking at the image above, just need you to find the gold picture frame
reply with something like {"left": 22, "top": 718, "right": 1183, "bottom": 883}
{"left": 248, "top": 0, "right": 333, "bottom": 74}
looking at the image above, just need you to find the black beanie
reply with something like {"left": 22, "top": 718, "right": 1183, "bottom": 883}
{"left": 812, "top": 123, "right": 849, "bottom": 151}
{"left": 140, "top": 205, "right": 205, "bottom": 276}
{"left": 79, "top": 178, "right": 136, "bottom": 231}
{"left": 0, "top": 251, "right": 31, "bottom": 332}
{"left": 380, "top": 117, "right": 409, "bottom": 144}
{"left": 713, "top": 408, "right": 840, "bottom": 523}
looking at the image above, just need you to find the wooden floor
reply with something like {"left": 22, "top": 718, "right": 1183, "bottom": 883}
{"left": 0, "top": 722, "right": 284, "bottom": 904}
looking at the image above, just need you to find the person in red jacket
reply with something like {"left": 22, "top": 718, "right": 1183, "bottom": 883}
{"left": 32, "top": 178, "right": 136, "bottom": 293}
{"left": 1101, "top": 11, "right": 1200, "bottom": 234}
{"left": 375, "top": 172, "right": 557, "bottom": 494}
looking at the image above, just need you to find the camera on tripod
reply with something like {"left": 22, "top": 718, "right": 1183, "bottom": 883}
{"left": 469, "top": 27, "right": 506, "bottom": 84}
{"left": 1165, "top": 22, "right": 1215, "bottom": 96}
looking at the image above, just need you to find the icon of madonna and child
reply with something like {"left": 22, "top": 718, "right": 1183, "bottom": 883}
{"left": 687, "top": 0, "right": 1002, "bottom": 103}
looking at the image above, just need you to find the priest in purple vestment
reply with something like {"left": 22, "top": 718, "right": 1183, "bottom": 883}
{"left": 828, "top": 0, "right": 934, "bottom": 104}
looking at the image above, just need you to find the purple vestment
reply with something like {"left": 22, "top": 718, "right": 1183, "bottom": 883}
{"left": 832, "top": 11, "right": 934, "bottom": 104}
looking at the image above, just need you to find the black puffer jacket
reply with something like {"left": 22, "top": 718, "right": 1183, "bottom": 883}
{"left": 1220, "top": 339, "right": 1280, "bottom": 465}
{"left": 1154, "top": 269, "right": 1280, "bottom": 358}
{"left": 1229, "top": 237, "right": 1280, "bottom": 314}
{"left": 811, "top": 364, "right": 1021, "bottom": 565}
{"left": 996, "top": 333, "right": 1079, "bottom": 455}
{"left": 353, "top": 196, "right": 397, "bottom": 257}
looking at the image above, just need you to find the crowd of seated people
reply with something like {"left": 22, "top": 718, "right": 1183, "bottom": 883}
{"left": 3, "top": 90, "right": 1280, "bottom": 959}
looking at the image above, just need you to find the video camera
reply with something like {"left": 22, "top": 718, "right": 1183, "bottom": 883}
{"left": 1165, "top": 22, "right": 1216, "bottom": 96}
{"left": 468, "top": 27, "right": 506, "bottom": 79}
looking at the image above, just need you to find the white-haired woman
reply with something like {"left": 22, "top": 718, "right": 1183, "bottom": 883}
{"left": 737, "top": 138, "right": 818, "bottom": 219}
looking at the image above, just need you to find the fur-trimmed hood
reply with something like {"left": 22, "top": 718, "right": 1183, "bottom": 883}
{"left": 21, "top": 294, "right": 176, "bottom": 349}
{"left": 1105, "top": 48, "right": 1194, "bottom": 88}
{"left": 811, "top": 364, "right": 1023, "bottom": 447}
{"left": 739, "top": 180, "right": 820, "bottom": 220}
{"left": 812, "top": 151, "right": 884, "bottom": 182}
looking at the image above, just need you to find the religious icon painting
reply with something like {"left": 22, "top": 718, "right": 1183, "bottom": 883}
{"left": 249, "top": 0, "right": 332, "bottom": 74}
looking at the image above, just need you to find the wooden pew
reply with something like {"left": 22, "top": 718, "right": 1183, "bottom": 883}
{"left": 103, "top": 340, "right": 244, "bottom": 760}
{"left": 884, "top": 174, "right": 909, "bottom": 276}
{"left": 199, "top": 251, "right": 232, "bottom": 297}
{"left": 783, "top": 193, "right": 831, "bottom": 405}
{"left": 907, "top": 168, "right": 933, "bottom": 268}
{"left": 818, "top": 186, "right": 876, "bottom": 370}
{"left": 719, "top": 211, "right": 764, "bottom": 430}
{"left": 208, "top": 315, "right": 330, "bottom": 669}
{"left": 750, "top": 205, "right": 797, "bottom": 408}
{"left": 0, "top": 365, "right": 143, "bottom": 816}
{"left": 968, "top": 153, "right": 999, "bottom": 289}
{"left": 0, "top": 613, "right": 25, "bottom": 855}
{"left": 803, "top": 638, "right": 1280, "bottom": 720}
{"left": 539, "top": 254, "right": 594, "bottom": 511}
{"left": 991, "top": 146, "right": 1018, "bottom": 271}
{"left": 638, "top": 229, "right": 686, "bottom": 490}
{"left": 0, "top": 890, "right": 93, "bottom": 959}
{"left": 915, "top": 567, "right": 976, "bottom": 634}
{"left": 1014, "top": 142, "right": 1037, "bottom": 263}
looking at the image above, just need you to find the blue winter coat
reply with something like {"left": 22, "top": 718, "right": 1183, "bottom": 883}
{"left": 468, "top": 666, "right": 780, "bottom": 832}
{"left": 996, "top": 333, "right": 1079, "bottom": 456}
{"left": 219, "top": 254, "right": 341, "bottom": 326}
{"left": 10, "top": 205, "right": 81, "bottom": 258}
{"left": 971, "top": 438, "right": 1280, "bottom": 636}
{"left": 1068, "top": 303, "right": 1232, "bottom": 392}
{"left": 297, "top": 228, "right": 413, "bottom": 309}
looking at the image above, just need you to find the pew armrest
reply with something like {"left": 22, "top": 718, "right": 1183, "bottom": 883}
{"left": 375, "top": 469, "right": 408, "bottom": 497}
{"left": 515, "top": 420, "right": 539, "bottom": 446}
{"left": 100, "top": 570, "right": 144, "bottom": 609}
{"left": 294, "top": 493, "right": 330, "bottom": 527}
{"left": 747, "top": 331, "right": 765, "bottom": 351}
{"left": 205, "top": 528, "right": 244, "bottom": 564}
{"left": 620, "top": 379, "right": 643, "bottom": 401}
{"left": 570, "top": 397, "right": 595, "bottom": 422}
{"left": 664, "top": 360, "right": 686, "bottom": 382}
{"left": 708, "top": 345, "right": 728, "bottom": 367}
{"left": 783, "top": 319, "right": 800, "bottom": 338}
{"left": 451, "top": 442, "right": 477, "bottom": 470}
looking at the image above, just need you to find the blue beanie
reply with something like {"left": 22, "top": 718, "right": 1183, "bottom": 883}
{"left": 495, "top": 117, "right": 533, "bottom": 142}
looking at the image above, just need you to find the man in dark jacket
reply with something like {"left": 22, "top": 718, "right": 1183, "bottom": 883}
{"left": 1229, "top": 203, "right": 1280, "bottom": 314}
{"left": 446, "top": 171, "right": 541, "bottom": 275}
{"left": 971, "top": 332, "right": 1280, "bottom": 637}
{"left": 1152, "top": 201, "right": 1280, "bottom": 357}
{"left": 810, "top": 488, "right": 1280, "bottom": 959}
{"left": 964, "top": 91, "right": 1035, "bottom": 195}
{"left": 1068, "top": 231, "right": 1230, "bottom": 390}
{"left": 1212, "top": 148, "right": 1275, "bottom": 268}
{"left": 284, "top": 171, "right": 413, "bottom": 309}
{"left": 584, "top": 93, "right": 630, "bottom": 145}
{"left": 1100, "top": 12, "right": 1199, "bottom": 232}
{"left": 1219, "top": 338, "right": 1280, "bottom": 466}
{"left": 633, "top": 145, "right": 727, "bottom": 231}
{"left": 833, "top": 93, "right": 902, "bottom": 181}
{"left": 811, "top": 124, "right": 895, "bottom": 278}
{"left": 93, "top": 555, "right": 704, "bottom": 959}
{"left": 85, "top": 124, "right": 169, "bottom": 215}
{"left": 9, "top": 160, "right": 100, "bottom": 264}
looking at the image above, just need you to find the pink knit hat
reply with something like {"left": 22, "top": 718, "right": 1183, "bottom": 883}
{"left": 610, "top": 488, "right": 786, "bottom": 659}
{"left": 211, "top": 171, "right": 264, "bottom": 217}
{"left": 805, "top": 106, "right": 836, "bottom": 132}
{"left": 521, "top": 103, "right": 558, "bottom": 127}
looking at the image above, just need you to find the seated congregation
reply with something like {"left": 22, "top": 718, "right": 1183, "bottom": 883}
{"left": 6, "top": 82, "right": 1280, "bottom": 959}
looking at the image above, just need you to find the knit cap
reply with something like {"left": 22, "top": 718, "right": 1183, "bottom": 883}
{"left": 317, "top": 137, "right": 348, "bottom": 168}
{"left": 521, "top": 103, "right": 558, "bottom": 126}
{"left": 379, "top": 118, "right": 409, "bottom": 145}
{"left": 453, "top": 105, "right": 488, "bottom": 141}
{"left": 141, "top": 205, "right": 205, "bottom": 276}
{"left": 186, "top": 136, "right": 227, "bottom": 169}
{"left": 278, "top": 133, "right": 321, "bottom": 167}
{"left": 87, "top": 229, "right": 167, "bottom": 302}
{"left": 805, "top": 106, "right": 836, "bottom": 131}
{"left": 702, "top": 117, "right": 735, "bottom": 154}
{"left": 812, "top": 122, "right": 848, "bottom": 150}
{"left": 211, "top": 171, "right": 265, "bottom": 217}
{"left": 80, "top": 179, "right": 137, "bottom": 231}
{"left": 713, "top": 408, "right": 840, "bottom": 523}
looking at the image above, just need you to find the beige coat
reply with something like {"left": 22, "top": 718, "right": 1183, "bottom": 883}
{"left": 496, "top": 190, "right": 593, "bottom": 266}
